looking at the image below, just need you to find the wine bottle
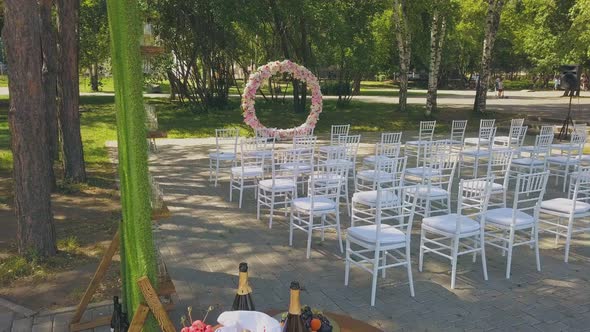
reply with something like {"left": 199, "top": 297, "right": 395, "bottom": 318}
{"left": 110, "top": 296, "right": 121, "bottom": 332}
{"left": 231, "top": 262, "right": 255, "bottom": 310}
{"left": 282, "top": 281, "right": 306, "bottom": 332}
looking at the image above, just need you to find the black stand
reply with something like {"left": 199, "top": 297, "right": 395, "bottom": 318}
{"left": 558, "top": 94, "right": 575, "bottom": 140}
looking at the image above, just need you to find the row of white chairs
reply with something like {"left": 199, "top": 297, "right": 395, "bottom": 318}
{"left": 207, "top": 122, "right": 590, "bottom": 306}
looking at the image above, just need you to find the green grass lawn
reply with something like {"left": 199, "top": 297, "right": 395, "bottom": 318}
{"left": 0, "top": 95, "right": 509, "bottom": 173}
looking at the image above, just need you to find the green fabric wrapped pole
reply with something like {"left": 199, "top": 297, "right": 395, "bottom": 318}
{"left": 105, "top": 0, "right": 158, "bottom": 328}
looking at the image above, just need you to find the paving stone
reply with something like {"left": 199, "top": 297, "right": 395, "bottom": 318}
{"left": 10, "top": 318, "right": 32, "bottom": 332}
{"left": 142, "top": 137, "right": 590, "bottom": 331}
{"left": 0, "top": 312, "right": 14, "bottom": 332}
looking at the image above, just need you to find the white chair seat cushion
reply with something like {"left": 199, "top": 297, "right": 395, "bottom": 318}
{"left": 577, "top": 154, "right": 590, "bottom": 161}
{"left": 519, "top": 146, "right": 535, "bottom": 153}
{"left": 363, "top": 155, "right": 392, "bottom": 164}
{"left": 547, "top": 156, "right": 579, "bottom": 164}
{"left": 319, "top": 145, "right": 340, "bottom": 153}
{"left": 463, "top": 180, "right": 504, "bottom": 193}
{"left": 247, "top": 150, "right": 273, "bottom": 158}
{"left": 423, "top": 213, "right": 480, "bottom": 234}
{"left": 494, "top": 136, "right": 510, "bottom": 142}
{"left": 347, "top": 225, "right": 406, "bottom": 245}
{"left": 407, "top": 185, "right": 449, "bottom": 198}
{"left": 352, "top": 190, "right": 399, "bottom": 206}
{"left": 462, "top": 148, "right": 490, "bottom": 157}
{"left": 357, "top": 170, "right": 393, "bottom": 182}
{"left": 405, "top": 140, "right": 429, "bottom": 146}
{"left": 552, "top": 143, "right": 577, "bottom": 151}
{"left": 511, "top": 158, "right": 544, "bottom": 166}
{"left": 231, "top": 166, "right": 263, "bottom": 177}
{"left": 405, "top": 167, "right": 441, "bottom": 177}
{"left": 292, "top": 197, "right": 336, "bottom": 211}
{"left": 258, "top": 179, "right": 296, "bottom": 191}
{"left": 324, "top": 159, "right": 354, "bottom": 167}
{"left": 464, "top": 137, "right": 490, "bottom": 145}
{"left": 541, "top": 198, "right": 590, "bottom": 214}
{"left": 209, "top": 152, "right": 236, "bottom": 160}
{"left": 280, "top": 162, "right": 312, "bottom": 172}
{"left": 484, "top": 208, "right": 534, "bottom": 227}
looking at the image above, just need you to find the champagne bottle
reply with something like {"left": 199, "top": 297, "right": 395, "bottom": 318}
{"left": 110, "top": 296, "right": 121, "bottom": 332}
{"left": 282, "top": 282, "right": 306, "bottom": 332}
{"left": 231, "top": 262, "right": 255, "bottom": 310}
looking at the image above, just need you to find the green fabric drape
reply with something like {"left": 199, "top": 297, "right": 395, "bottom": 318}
{"left": 105, "top": 0, "right": 158, "bottom": 329}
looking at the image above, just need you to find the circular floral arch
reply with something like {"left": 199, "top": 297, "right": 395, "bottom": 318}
{"left": 242, "top": 60, "right": 323, "bottom": 139}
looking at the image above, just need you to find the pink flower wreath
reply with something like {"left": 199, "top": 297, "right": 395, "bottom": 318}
{"left": 242, "top": 60, "right": 323, "bottom": 139}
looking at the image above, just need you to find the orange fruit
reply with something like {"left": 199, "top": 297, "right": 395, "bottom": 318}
{"left": 310, "top": 318, "right": 322, "bottom": 331}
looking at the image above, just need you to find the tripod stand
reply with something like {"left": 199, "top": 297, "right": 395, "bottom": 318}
{"left": 558, "top": 94, "right": 576, "bottom": 140}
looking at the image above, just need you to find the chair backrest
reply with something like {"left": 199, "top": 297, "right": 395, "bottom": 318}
{"left": 450, "top": 120, "right": 468, "bottom": 142}
{"left": 510, "top": 118, "right": 525, "bottom": 128}
{"left": 374, "top": 142, "right": 402, "bottom": 159}
{"left": 456, "top": 176, "right": 494, "bottom": 234}
{"left": 374, "top": 155, "right": 407, "bottom": 189}
{"left": 330, "top": 124, "right": 350, "bottom": 144}
{"left": 487, "top": 149, "right": 513, "bottom": 187}
{"left": 531, "top": 134, "right": 553, "bottom": 160}
{"left": 571, "top": 166, "right": 590, "bottom": 204}
{"left": 215, "top": 128, "right": 239, "bottom": 154}
{"left": 380, "top": 132, "right": 402, "bottom": 144}
{"left": 574, "top": 123, "right": 587, "bottom": 136}
{"left": 423, "top": 140, "right": 453, "bottom": 165}
{"left": 515, "top": 126, "right": 528, "bottom": 148}
{"left": 372, "top": 185, "right": 417, "bottom": 244}
{"left": 337, "top": 134, "right": 361, "bottom": 163}
{"left": 308, "top": 162, "right": 347, "bottom": 202}
{"left": 511, "top": 171, "right": 549, "bottom": 220}
{"left": 239, "top": 138, "right": 266, "bottom": 170}
{"left": 539, "top": 125, "right": 554, "bottom": 136}
{"left": 418, "top": 121, "right": 436, "bottom": 141}
{"left": 293, "top": 135, "right": 317, "bottom": 149}
{"left": 425, "top": 152, "right": 457, "bottom": 192}
{"left": 480, "top": 119, "right": 496, "bottom": 129}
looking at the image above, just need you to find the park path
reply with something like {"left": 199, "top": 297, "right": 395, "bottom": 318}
{"left": 2, "top": 87, "right": 589, "bottom": 123}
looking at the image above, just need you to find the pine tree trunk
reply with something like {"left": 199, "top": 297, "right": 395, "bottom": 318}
{"left": 57, "top": 0, "right": 87, "bottom": 182}
{"left": 392, "top": 0, "right": 411, "bottom": 112}
{"left": 474, "top": 0, "right": 504, "bottom": 113}
{"left": 426, "top": 10, "right": 447, "bottom": 116}
{"left": 106, "top": 0, "right": 158, "bottom": 327}
{"left": 39, "top": 0, "right": 58, "bottom": 189}
{"left": 3, "top": 0, "right": 57, "bottom": 257}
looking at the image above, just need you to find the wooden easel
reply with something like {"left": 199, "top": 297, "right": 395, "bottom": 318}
{"left": 70, "top": 229, "right": 177, "bottom": 331}
{"left": 128, "top": 276, "right": 176, "bottom": 332}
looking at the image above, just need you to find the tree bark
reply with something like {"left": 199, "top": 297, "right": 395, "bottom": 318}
{"left": 90, "top": 63, "right": 100, "bottom": 92}
{"left": 392, "top": 0, "right": 411, "bottom": 112}
{"left": 57, "top": 0, "right": 87, "bottom": 182}
{"left": 106, "top": 0, "right": 158, "bottom": 327}
{"left": 426, "top": 6, "right": 447, "bottom": 116}
{"left": 39, "top": 0, "right": 58, "bottom": 189}
{"left": 3, "top": 0, "right": 57, "bottom": 257}
{"left": 474, "top": 0, "right": 504, "bottom": 113}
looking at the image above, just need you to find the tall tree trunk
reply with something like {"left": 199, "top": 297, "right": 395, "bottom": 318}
{"left": 39, "top": 0, "right": 58, "bottom": 189}
{"left": 90, "top": 63, "right": 100, "bottom": 92}
{"left": 474, "top": 0, "right": 504, "bottom": 113}
{"left": 426, "top": 7, "right": 447, "bottom": 116}
{"left": 57, "top": 0, "right": 87, "bottom": 182}
{"left": 106, "top": 0, "right": 158, "bottom": 327}
{"left": 392, "top": 0, "right": 411, "bottom": 112}
{"left": 3, "top": 0, "right": 57, "bottom": 257}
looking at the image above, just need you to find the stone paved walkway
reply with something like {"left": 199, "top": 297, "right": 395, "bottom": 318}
{"left": 149, "top": 136, "right": 590, "bottom": 331}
